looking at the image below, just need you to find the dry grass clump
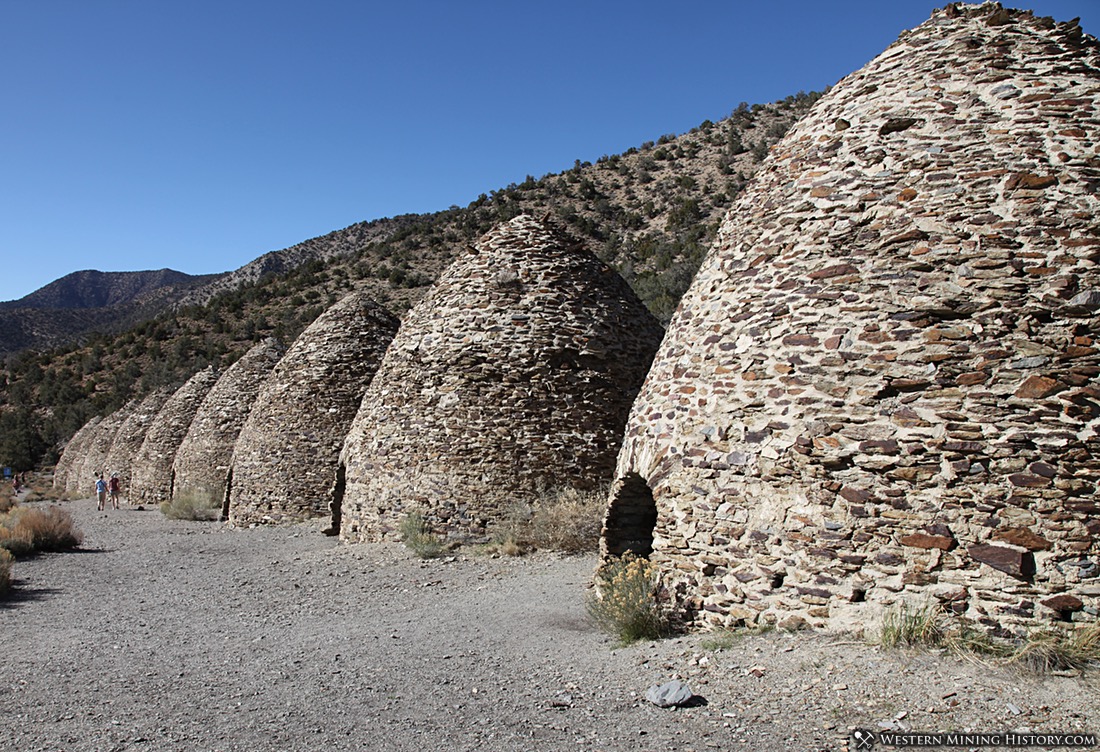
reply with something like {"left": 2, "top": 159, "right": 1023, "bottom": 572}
{"left": 487, "top": 486, "right": 606, "bottom": 556}
{"left": 399, "top": 511, "right": 446, "bottom": 559}
{"left": 525, "top": 487, "right": 604, "bottom": 552}
{"left": 160, "top": 491, "right": 221, "bottom": 521}
{"left": 1, "top": 505, "right": 83, "bottom": 554}
{"left": 1007, "top": 626, "right": 1100, "bottom": 673}
{"left": 587, "top": 553, "right": 674, "bottom": 645}
{"left": 879, "top": 602, "right": 1100, "bottom": 674}
{"left": 0, "top": 549, "right": 12, "bottom": 595}
{"left": 879, "top": 602, "right": 948, "bottom": 649}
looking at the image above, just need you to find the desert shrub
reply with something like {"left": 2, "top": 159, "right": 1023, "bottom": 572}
{"left": 399, "top": 511, "right": 445, "bottom": 559}
{"left": 0, "top": 549, "right": 12, "bottom": 595}
{"left": 2, "top": 506, "right": 83, "bottom": 553}
{"left": 485, "top": 503, "right": 529, "bottom": 556}
{"left": 160, "top": 491, "right": 220, "bottom": 521}
{"left": 587, "top": 553, "right": 673, "bottom": 645}
{"left": 0, "top": 523, "right": 35, "bottom": 557}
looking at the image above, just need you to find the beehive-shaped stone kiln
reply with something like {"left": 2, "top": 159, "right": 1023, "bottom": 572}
{"left": 171, "top": 338, "right": 285, "bottom": 507}
{"left": 53, "top": 416, "right": 102, "bottom": 497}
{"left": 340, "top": 214, "right": 665, "bottom": 543}
{"left": 131, "top": 367, "right": 221, "bottom": 504}
{"left": 102, "top": 387, "right": 175, "bottom": 499}
{"left": 602, "top": 4, "right": 1100, "bottom": 634}
{"left": 226, "top": 292, "right": 399, "bottom": 526}
{"left": 75, "top": 400, "right": 138, "bottom": 496}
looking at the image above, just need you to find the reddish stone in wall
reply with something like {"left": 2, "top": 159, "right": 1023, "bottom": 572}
{"left": 1041, "top": 595, "right": 1084, "bottom": 614}
{"left": 1005, "top": 172, "right": 1058, "bottom": 191}
{"left": 994, "top": 528, "right": 1054, "bottom": 551}
{"left": 900, "top": 533, "right": 956, "bottom": 551}
{"left": 969, "top": 544, "right": 1036, "bottom": 579}
{"left": 1015, "top": 375, "right": 1064, "bottom": 399}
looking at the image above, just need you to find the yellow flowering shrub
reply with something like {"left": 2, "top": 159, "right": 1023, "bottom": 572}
{"left": 586, "top": 553, "right": 672, "bottom": 644}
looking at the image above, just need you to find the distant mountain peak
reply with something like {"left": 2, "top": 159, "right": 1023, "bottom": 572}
{"left": 0, "top": 268, "right": 222, "bottom": 355}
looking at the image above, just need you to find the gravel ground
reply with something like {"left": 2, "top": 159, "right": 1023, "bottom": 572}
{"left": 2, "top": 497, "right": 1097, "bottom": 752}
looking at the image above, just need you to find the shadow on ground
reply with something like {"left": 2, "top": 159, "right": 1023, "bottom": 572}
{"left": 0, "top": 584, "right": 63, "bottom": 609}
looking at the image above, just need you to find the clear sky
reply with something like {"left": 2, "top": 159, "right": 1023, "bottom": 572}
{"left": 1, "top": 0, "right": 1096, "bottom": 303}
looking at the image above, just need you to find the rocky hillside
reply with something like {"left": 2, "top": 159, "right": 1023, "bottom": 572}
{"left": 0, "top": 269, "right": 221, "bottom": 356}
{"left": 0, "top": 92, "right": 820, "bottom": 470}
{"left": 174, "top": 217, "right": 418, "bottom": 309}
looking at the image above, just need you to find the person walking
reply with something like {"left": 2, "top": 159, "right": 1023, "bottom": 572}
{"left": 94, "top": 473, "right": 108, "bottom": 511}
{"left": 108, "top": 473, "right": 121, "bottom": 510}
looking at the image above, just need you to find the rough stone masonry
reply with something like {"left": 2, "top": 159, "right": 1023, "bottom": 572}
{"left": 74, "top": 399, "right": 138, "bottom": 497}
{"left": 227, "top": 292, "right": 398, "bottom": 526}
{"left": 603, "top": 3, "right": 1100, "bottom": 635}
{"left": 340, "top": 214, "right": 664, "bottom": 544}
{"left": 171, "top": 337, "right": 285, "bottom": 507}
{"left": 103, "top": 387, "right": 175, "bottom": 500}
{"left": 52, "top": 415, "right": 102, "bottom": 498}
{"left": 130, "top": 367, "right": 221, "bottom": 505}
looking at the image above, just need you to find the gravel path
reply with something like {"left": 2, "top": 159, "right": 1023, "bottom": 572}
{"left": 2, "top": 498, "right": 1097, "bottom": 751}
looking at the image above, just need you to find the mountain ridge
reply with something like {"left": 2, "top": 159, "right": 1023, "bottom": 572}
{"left": 0, "top": 269, "right": 222, "bottom": 356}
{"left": 0, "top": 268, "right": 217, "bottom": 310}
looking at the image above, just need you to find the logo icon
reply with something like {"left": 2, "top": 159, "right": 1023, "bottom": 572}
{"left": 851, "top": 728, "right": 877, "bottom": 750}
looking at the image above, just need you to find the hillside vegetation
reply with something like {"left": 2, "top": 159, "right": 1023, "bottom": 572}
{"left": 0, "top": 92, "right": 821, "bottom": 471}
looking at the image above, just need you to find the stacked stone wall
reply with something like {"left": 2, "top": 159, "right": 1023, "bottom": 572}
{"left": 172, "top": 338, "right": 284, "bottom": 507}
{"left": 604, "top": 4, "right": 1100, "bottom": 634}
{"left": 53, "top": 416, "right": 102, "bottom": 497}
{"left": 75, "top": 401, "right": 138, "bottom": 496}
{"left": 131, "top": 367, "right": 221, "bottom": 504}
{"left": 340, "top": 215, "right": 664, "bottom": 543}
{"left": 102, "top": 387, "right": 175, "bottom": 500}
{"left": 227, "top": 293, "right": 398, "bottom": 526}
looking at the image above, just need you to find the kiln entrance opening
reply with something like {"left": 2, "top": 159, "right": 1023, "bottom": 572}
{"left": 222, "top": 468, "right": 233, "bottom": 522}
{"left": 324, "top": 463, "right": 346, "bottom": 536}
{"left": 602, "top": 473, "right": 657, "bottom": 557}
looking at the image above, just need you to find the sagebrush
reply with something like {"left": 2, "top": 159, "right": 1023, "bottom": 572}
{"left": 0, "top": 493, "right": 14, "bottom": 515}
{"left": 525, "top": 486, "right": 604, "bottom": 553}
{"left": 0, "top": 505, "right": 83, "bottom": 554}
{"left": 0, "top": 524, "right": 35, "bottom": 557}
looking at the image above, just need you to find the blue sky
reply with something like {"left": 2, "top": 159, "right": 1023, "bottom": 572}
{"left": 1, "top": 1, "right": 1096, "bottom": 303}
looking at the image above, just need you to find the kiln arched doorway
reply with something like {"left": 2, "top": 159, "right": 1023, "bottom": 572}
{"left": 601, "top": 472, "right": 657, "bottom": 557}
{"left": 221, "top": 468, "right": 233, "bottom": 521}
{"left": 324, "top": 463, "right": 346, "bottom": 536}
